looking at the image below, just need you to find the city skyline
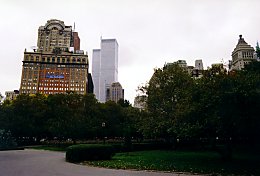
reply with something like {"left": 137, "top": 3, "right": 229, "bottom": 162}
{"left": 1, "top": 0, "right": 260, "bottom": 103}
{"left": 92, "top": 38, "right": 119, "bottom": 102}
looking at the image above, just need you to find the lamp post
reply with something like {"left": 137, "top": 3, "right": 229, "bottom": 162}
{"left": 102, "top": 122, "right": 106, "bottom": 144}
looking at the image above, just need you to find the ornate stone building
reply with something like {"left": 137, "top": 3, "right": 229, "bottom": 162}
{"left": 231, "top": 35, "right": 256, "bottom": 70}
{"left": 19, "top": 19, "right": 89, "bottom": 95}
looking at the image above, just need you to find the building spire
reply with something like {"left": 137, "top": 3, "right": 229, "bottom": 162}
{"left": 73, "top": 22, "right": 75, "bottom": 31}
{"left": 256, "top": 41, "right": 260, "bottom": 58}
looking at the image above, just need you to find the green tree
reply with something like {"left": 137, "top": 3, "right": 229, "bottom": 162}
{"left": 142, "top": 63, "right": 194, "bottom": 141}
{"left": 117, "top": 99, "right": 131, "bottom": 107}
{"left": 5, "top": 94, "right": 48, "bottom": 143}
{"left": 81, "top": 93, "right": 100, "bottom": 139}
{"left": 46, "top": 93, "right": 87, "bottom": 142}
{"left": 99, "top": 101, "right": 123, "bottom": 138}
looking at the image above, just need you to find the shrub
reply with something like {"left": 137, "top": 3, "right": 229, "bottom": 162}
{"left": 66, "top": 144, "right": 115, "bottom": 162}
{"left": 111, "top": 142, "right": 171, "bottom": 152}
{"left": 0, "top": 129, "right": 17, "bottom": 150}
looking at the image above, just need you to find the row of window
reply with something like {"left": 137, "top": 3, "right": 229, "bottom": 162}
{"left": 21, "top": 86, "right": 85, "bottom": 92}
{"left": 39, "top": 87, "right": 69, "bottom": 91}
{"left": 25, "top": 55, "right": 87, "bottom": 63}
{"left": 23, "top": 63, "right": 87, "bottom": 69}
{"left": 38, "top": 83, "right": 84, "bottom": 87}
{"left": 21, "top": 87, "right": 37, "bottom": 90}
{"left": 21, "top": 90, "right": 37, "bottom": 94}
{"left": 39, "top": 87, "right": 85, "bottom": 91}
{"left": 39, "top": 79, "right": 85, "bottom": 83}
{"left": 20, "top": 90, "right": 85, "bottom": 95}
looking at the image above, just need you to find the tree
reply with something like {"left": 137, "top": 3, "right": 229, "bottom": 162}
{"left": 81, "top": 93, "right": 100, "bottom": 139}
{"left": 99, "top": 101, "right": 123, "bottom": 138}
{"left": 11, "top": 94, "right": 48, "bottom": 142}
{"left": 46, "top": 93, "right": 87, "bottom": 142}
{"left": 117, "top": 99, "right": 131, "bottom": 108}
{"left": 142, "top": 63, "right": 195, "bottom": 141}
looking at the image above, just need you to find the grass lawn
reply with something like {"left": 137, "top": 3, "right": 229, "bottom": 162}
{"left": 86, "top": 150, "right": 260, "bottom": 175}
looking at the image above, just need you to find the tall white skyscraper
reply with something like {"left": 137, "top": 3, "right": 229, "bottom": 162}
{"left": 92, "top": 49, "right": 101, "bottom": 100}
{"left": 92, "top": 39, "right": 118, "bottom": 102}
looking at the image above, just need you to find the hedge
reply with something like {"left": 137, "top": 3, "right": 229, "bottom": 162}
{"left": 112, "top": 142, "right": 172, "bottom": 152}
{"left": 66, "top": 144, "right": 115, "bottom": 162}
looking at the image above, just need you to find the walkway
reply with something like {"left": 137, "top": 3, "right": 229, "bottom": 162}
{"left": 0, "top": 149, "right": 197, "bottom": 176}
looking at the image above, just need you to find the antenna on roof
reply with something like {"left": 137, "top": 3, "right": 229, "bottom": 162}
{"left": 73, "top": 22, "right": 75, "bottom": 31}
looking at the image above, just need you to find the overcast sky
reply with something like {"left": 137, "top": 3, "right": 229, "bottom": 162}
{"left": 0, "top": 0, "right": 260, "bottom": 103}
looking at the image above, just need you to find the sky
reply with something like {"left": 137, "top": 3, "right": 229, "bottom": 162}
{"left": 0, "top": 0, "right": 260, "bottom": 103}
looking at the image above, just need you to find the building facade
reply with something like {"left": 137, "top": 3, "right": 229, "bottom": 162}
{"left": 195, "top": 59, "right": 204, "bottom": 70}
{"left": 92, "top": 49, "right": 101, "bottom": 100}
{"left": 73, "top": 32, "right": 80, "bottom": 51}
{"left": 106, "top": 82, "right": 124, "bottom": 103}
{"left": 192, "top": 59, "right": 204, "bottom": 78}
{"left": 231, "top": 35, "right": 256, "bottom": 70}
{"left": 19, "top": 19, "right": 89, "bottom": 95}
{"left": 174, "top": 60, "right": 187, "bottom": 69}
{"left": 92, "top": 39, "right": 119, "bottom": 102}
{"left": 37, "top": 19, "right": 73, "bottom": 52}
{"left": 5, "top": 90, "right": 19, "bottom": 101}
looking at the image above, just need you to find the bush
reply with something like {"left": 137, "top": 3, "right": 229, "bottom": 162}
{"left": 110, "top": 142, "right": 172, "bottom": 153}
{"left": 66, "top": 144, "right": 115, "bottom": 162}
{"left": 0, "top": 129, "right": 17, "bottom": 150}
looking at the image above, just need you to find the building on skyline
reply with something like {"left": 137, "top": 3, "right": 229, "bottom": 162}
{"left": 187, "top": 66, "right": 194, "bottom": 76}
{"left": 192, "top": 59, "right": 204, "bottom": 78}
{"left": 211, "top": 63, "right": 226, "bottom": 74}
{"left": 166, "top": 59, "right": 205, "bottom": 78}
{"left": 195, "top": 59, "right": 204, "bottom": 70}
{"left": 92, "top": 49, "right": 101, "bottom": 100}
{"left": 5, "top": 90, "right": 19, "bottom": 101}
{"left": 255, "top": 41, "right": 260, "bottom": 60}
{"left": 92, "top": 39, "right": 119, "bottom": 102}
{"left": 19, "top": 19, "right": 89, "bottom": 95}
{"left": 134, "top": 95, "right": 147, "bottom": 110}
{"left": 106, "top": 82, "right": 124, "bottom": 103}
{"left": 73, "top": 31, "right": 80, "bottom": 51}
{"left": 37, "top": 19, "right": 73, "bottom": 52}
{"left": 231, "top": 35, "right": 256, "bottom": 70}
{"left": 174, "top": 60, "right": 187, "bottom": 69}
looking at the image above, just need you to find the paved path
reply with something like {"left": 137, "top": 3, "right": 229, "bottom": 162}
{"left": 0, "top": 149, "right": 198, "bottom": 176}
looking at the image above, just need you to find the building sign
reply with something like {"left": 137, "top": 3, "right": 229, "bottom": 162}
{"left": 45, "top": 74, "right": 64, "bottom": 79}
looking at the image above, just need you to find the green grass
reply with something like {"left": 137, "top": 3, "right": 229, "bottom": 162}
{"left": 86, "top": 150, "right": 260, "bottom": 175}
